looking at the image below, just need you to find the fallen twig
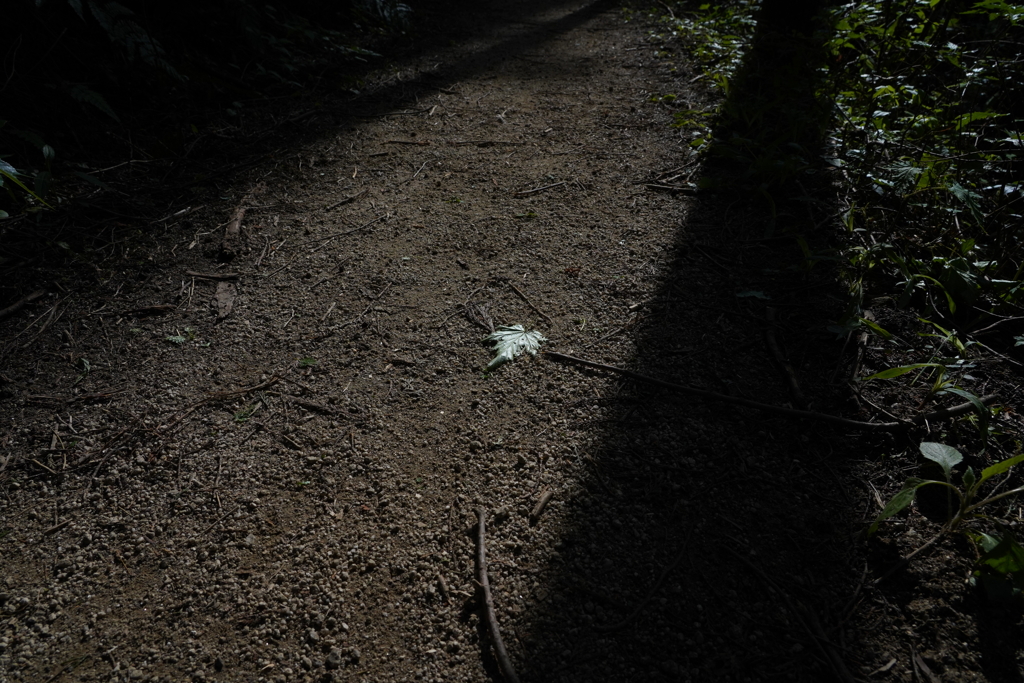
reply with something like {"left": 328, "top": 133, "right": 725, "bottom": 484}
{"left": 514, "top": 181, "right": 565, "bottom": 196}
{"left": 326, "top": 189, "right": 367, "bottom": 210}
{"left": 871, "top": 529, "right": 945, "bottom": 587}
{"left": 186, "top": 271, "right": 240, "bottom": 281}
{"left": 476, "top": 508, "right": 520, "bottom": 683}
{"left": 529, "top": 490, "right": 554, "bottom": 526}
{"left": 220, "top": 205, "right": 246, "bottom": 261}
{"left": 543, "top": 351, "right": 998, "bottom": 431}
{"left": 403, "top": 161, "right": 429, "bottom": 184}
{"left": 194, "top": 506, "right": 241, "bottom": 539}
{"left": 642, "top": 183, "right": 696, "bottom": 194}
{"left": 123, "top": 304, "right": 177, "bottom": 316}
{"left": 0, "top": 289, "right": 46, "bottom": 321}
{"left": 452, "top": 140, "right": 527, "bottom": 147}
{"left": 508, "top": 282, "right": 553, "bottom": 325}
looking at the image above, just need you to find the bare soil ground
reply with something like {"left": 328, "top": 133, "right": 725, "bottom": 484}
{"left": 3, "top": 2, "right": 1024, "bottom": 682}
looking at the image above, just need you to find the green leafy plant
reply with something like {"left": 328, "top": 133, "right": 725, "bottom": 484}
{"left": 234, "top": 404, "right": 259, "bottom": 423}
{"left": 484, "top": 325, "right": 546, "bottom": 370}
{"left": 165, "top": 327, "right": 196, "bottom": 345}
{"left": 0, "top": 157, "right": 53, "bottom": 215}
{"left": 869, "top": 443, "right": 1024, "bottom": 535}
{"left": 871, "top": 442, "right": 1024, "bottom": 597}
{"left": 971, "top": 531, "right": 1024, "bottom": 600}
{"left": 862, "top": 357, "right": 990, "bottom": 440}
{"left": 75, "top": 357, "right": 91, "bottom": 385}
{"left": 298, "top": 357, "right": 318, "bottom": 368}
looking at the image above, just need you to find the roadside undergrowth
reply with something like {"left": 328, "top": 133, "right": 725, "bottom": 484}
{"left": 651, "top": 0, "right": 1024, "bottom": 599}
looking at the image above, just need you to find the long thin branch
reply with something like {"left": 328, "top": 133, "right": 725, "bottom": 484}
{"left": 544, "top": 351, "right": 998, "bottom": 432}
{"left": 476, "top": 508, "right": 520, "bottom": 683}
{"left": 0, "top": 289, "right": 46, "bottom": 322}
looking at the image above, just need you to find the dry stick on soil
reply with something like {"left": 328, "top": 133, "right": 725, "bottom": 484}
{"left": 19, "top": 301, "right": 67, "bottom": 350}
{"left": 0, "top": 289, "right": 46, "bottom": 321}
{"left": 403, "top": 161, "right": 429, "bottom": 185}
{"left": 529, "top": 490, "right": 554, "bottom": 526}
{"left": 514, "top": 180, "right": 565, "bottom": 196}
{"left": 476, "top": 508, "right": 521, "bottom": 683}
{"left": 220, "top": 205, "right": 246, "bottom": 260}
{"left": 870, "top": 529, "right": 946, "bottom": 587}
{"left": 326, "top": 188, "right": 367, "bottom": 210}
{"left": 764, "top": 307, "right": 807, "bottom": 409}
{"left": 185, "top": 271, "right": 240, "bottom": 281}
{"left": 543, "top": 351, "right": 997, "bottom": 431}
{"left": 508, "top": 282, "right": 553, "bottom": 325}
{"left": 194, "top": 506, "right": 241, "bottom": 539}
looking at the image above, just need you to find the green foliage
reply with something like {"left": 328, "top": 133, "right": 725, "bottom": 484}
{"left": 828, "top": 0, "right": 1024, "bottom": 324}
{"left": 971, "top": 531, "right": 1024, "bottom": 600}
{"left": 871, "top": 441, "right": 1024, "bottom": 598}
{"left": 1, "top": 0, "right": 406, "bottom": 218}
{"left": 653, "top": 1, "right": 760, "bottom": 154}
{"left": 165, "top": 328, "right": 196, "bottom": 345}
{"left": 870, "top": 442, "right": 1024, "bottom": 533}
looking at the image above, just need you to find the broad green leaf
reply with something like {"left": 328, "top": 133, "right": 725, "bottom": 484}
{"left": 0, "top": 161, "right": 52, "bottom": 207}
{"left": 859, "top": 316, "right": 892, "bottom": 339}
{"left": 868, "top": 477, "right": 936, "bottom": 535}
{"left": 953, "top": 110, "right": 1003, "bottom": 131}
{"left": 484, "top": 325, "right": 546, "bottom": 370}
{"left": 976, "top": 533, "right": 1024, "bottom": 574}
{"left": 979, "top": 453, "right": 1024, "bottom": 487}
{"left": 939, "top": 386, "right": 989, "bottom": 435}
{"left": 0, "top": 159, "right": 20, "bottom": 178}
{"left": 861, "top": 362, "right": 944, "bottom": 380}
{"left": 948, "top": 182, "right": 985, "bottom": 224}
{"left": 976, "top": 532, "right": 1000, "bottom": 554}
{"left": 920, "top": 442, "right": 963, "bottom": 481}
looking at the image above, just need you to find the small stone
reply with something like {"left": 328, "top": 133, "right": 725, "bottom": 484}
{"left": 214, "top": 657, "right": 224, "bottom": 672}
{"left": 325, "top": 650, "right": 342, "bottom": 670}
{"left": 300, "top": 656, "right": 312, "bottom": 671}
{"left": 348, "top": 648, "right": 360, "bottom": 665}
{"left": 307, "top": 629, "right": 320, "bottom": 644}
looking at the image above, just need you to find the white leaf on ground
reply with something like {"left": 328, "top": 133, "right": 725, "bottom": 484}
{"left": 484, "top": 324, "right": 546, "bottom": 370}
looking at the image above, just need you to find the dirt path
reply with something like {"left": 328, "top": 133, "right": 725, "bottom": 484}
{"left": 2, "top": 3, "right": 895, "bottom": 682}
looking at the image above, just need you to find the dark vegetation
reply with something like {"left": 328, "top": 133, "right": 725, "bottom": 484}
{"left": 1, "top": 0, "right": 414, "bottom": 216}
{"left": 655, "top": 0, "right": 1024, "bottom": 601}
